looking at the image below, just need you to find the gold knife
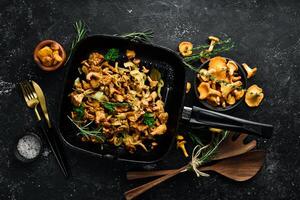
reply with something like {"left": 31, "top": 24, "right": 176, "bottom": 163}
{"left": 30, "top": 80, "right": 68, "bottom": 177}
{"left": 31, "top": 80, "right": 51, "bottom": 128}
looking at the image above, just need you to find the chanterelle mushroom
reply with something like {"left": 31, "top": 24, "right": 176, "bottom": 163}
{"left": 208, "top": 56, "right": 227, "bottom": 81}
{"left": 150, "top": 124, "right": 167, "bottom": 136}
{"left": 207, "top": 36, "right": 220, "bottom": 52}
{"left": 178, "top": 41, "right": 193, "bottom": 57}
{"left": 198, "top": 68, "right": 216, "bottom": 82}
{"left": 242, "top": 63, "right": 257, "bottom": 79}
{"left": 197, "top": 82, "right": 221, "bottom": 100}
{"left": 245, "top": 84, "right": 264, "bottom": 107}
{"left": 226, "top": 94, "right": 236, "bottom": 105}
{"left": 70, "top": 92, "right": 84, "bottom": 107}
{"left": 86, "top": 72, "right": 101, "bottom": 81}
{"left": 227, "top": 60, "right": 238, "bottom": 76}
{"left": 220, "top": 81, "right": 242, "bottom": 99}
{"left": 207, "top": 95, "right": 221, "bottom": 106}
{"left": 177, "top": 135, "right": 188, "bottom": 157}
{"left": 233, "top": 89, "right": 245, "bottom": 100}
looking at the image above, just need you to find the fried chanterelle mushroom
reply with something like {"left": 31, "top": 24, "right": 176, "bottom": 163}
{"left": 68, "top": 50, "right": 168, "bottom": 153}
{"left": 245, "top": 84, "right": 264, "bottom": 107}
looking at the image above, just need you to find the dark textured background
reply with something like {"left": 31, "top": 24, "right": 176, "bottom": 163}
{"left": 1, "top": 0, "right": 300, "bottom": 199}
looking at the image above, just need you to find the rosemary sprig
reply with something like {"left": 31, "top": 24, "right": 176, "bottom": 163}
{"left": 198, "top": 130, "right": 229, "bottom": 164}
{"left": 188, "top": 132, "right": 204, "bottom": 147}
{"left": 67, "top": 116, "right": 105, "bottom": 142}
{"left": 70, "top": 20, "right": 87, "bottom": 53}
{"left": 189, "top": 130, "right": 229, "bottom": 166}
{"left": 120, "top": 29, "right": 154, "bottom": 43}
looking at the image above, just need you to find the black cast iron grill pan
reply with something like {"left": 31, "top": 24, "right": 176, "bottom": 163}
{"left": 57, "top": 35, "right": 273, "bottom": 164}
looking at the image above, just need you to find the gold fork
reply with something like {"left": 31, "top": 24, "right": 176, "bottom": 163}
{"left": 20, "top": 81, "right": 41, "bottom": 121}
{"left": 19, "top": 80, "right": 69, "bottom": 177}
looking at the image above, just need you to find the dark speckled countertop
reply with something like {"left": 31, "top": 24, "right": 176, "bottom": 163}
{"left": 1, "top": 0, "right": 300, "bottom": 199}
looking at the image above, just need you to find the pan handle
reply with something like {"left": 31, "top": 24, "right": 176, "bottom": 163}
{"left": 188, "top": 106, "right": 273, "bottom": 138}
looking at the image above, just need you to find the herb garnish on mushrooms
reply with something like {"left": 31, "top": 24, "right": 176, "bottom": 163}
{"left": 104, "top": 48, "right": 119, "bottom": 62}
{"left": 67, "top": 116, "right": 106, "bottom": 142}
{"left": 143, "top": 112, "right": 155, "bottom": 127}
{"left": 102, "top": 102, "right": 130, "bottom": 114}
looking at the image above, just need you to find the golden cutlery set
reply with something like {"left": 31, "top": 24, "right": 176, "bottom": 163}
{"left": 19, "top": 80, "right": 68, "bottom": 177}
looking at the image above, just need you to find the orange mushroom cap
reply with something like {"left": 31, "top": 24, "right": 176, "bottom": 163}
{"left": 208, "top": 56, "right": 227, "bottom": 81}
{"left": 178, "top": 41, "right": 193, "bottom": 57}
{"left": 245, "top": 85, "right": 264, "bottom": 107}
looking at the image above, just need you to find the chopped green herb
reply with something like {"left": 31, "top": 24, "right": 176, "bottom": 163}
{"left": 104, "top": 48, "right": 119, "bottom": 61}
{"left": 143, "top": 112, "right": 155, "bottom": 127}
{"left": 73, "top": 105, "right": 85, "bottom": 119}
{"left": 102, "top": 102, "right": 129, "bottom": 113}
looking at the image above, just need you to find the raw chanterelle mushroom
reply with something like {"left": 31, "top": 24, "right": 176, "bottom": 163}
{"left": 208, "top": 56, "right": 227, "bottom": 81}
{"left": 207, "top": 36, "right": 220, "bottom": 52}
{"left": 245, "top": 84, "right": 264, "bottom": 107}
{"left": 227, "top": 60, "right": 238, "bottom": 76}
{"left": 242, "top": 63, "right": 257, "bottom": 79}
{"left": 198, "top": 82, "right": 221, "bottom": 100}
{"left": 220, "top": 81, "right": 243, "bottom": 99}
{"left": 178, "top": 41, "right": 193, "bottom": 57}
{"left": 233, "top": 89, "right": 245, "bottom": 100}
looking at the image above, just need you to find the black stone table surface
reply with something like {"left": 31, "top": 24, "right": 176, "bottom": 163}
{"left": 1, "top": 0, "right": 300, "bottom": 199}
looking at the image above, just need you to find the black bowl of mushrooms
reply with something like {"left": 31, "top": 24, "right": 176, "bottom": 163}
{"left": 194, "top": 56, "right": 247, "bottom": 112}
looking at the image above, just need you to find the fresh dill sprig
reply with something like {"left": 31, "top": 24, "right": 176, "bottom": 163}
{"left": 120, "top": 29, "right": 154, "bottom": 43}
{"left": 67, "top": 116, "right": 105, "bottom": 142}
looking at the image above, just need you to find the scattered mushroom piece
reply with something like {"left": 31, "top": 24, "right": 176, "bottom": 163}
{"left": 177, "top": 135, "right": 188, "bottom": 157}
{"left": 207, "top": 36, "right": 220, "bottom": 52}
{"left": 209, "top": 128, "right": 223, "bottom": 133}
{"left": 242, "top": 63, "right": 257, "bottom": 79}
{"left": 245, "top": 85, "right": 264, "bottom": 107}
{"left": 126, "top": 50, "right": 136, "bottom": 59}
{"left": 186, "top": 82, "right": 191, "bottom": 93}
{"left": 178, "top": 41, "right": 193, "bottom": 57}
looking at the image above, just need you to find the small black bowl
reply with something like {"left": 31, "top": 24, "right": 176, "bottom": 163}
{"left": 194, "top": 57, "right": 247, "bottom": 112}
{"left": 15, "top": 133, "right": 43, "bottom": 163}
